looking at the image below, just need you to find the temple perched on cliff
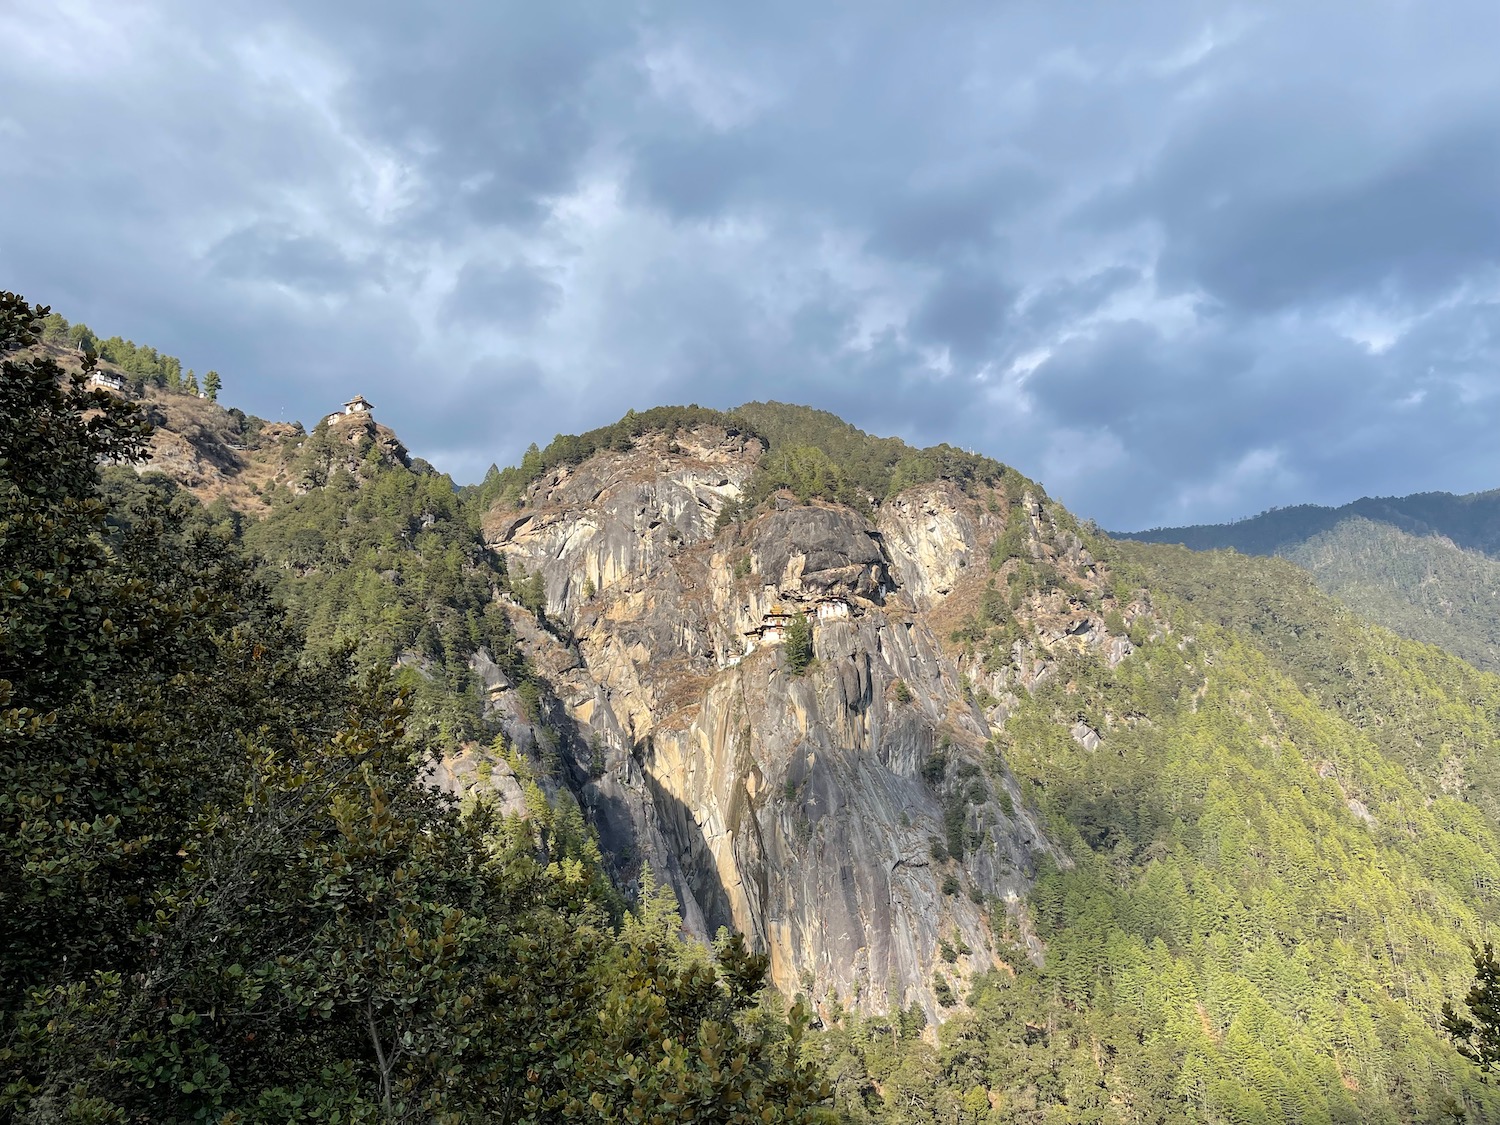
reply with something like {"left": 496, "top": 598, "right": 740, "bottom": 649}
{"left": 742, "top": 597, "right": 851, "bottom": 654}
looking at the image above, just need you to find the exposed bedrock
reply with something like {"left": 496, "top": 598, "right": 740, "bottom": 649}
{"left": 478, "top": 431, "right": 1060, "bottom": 1017}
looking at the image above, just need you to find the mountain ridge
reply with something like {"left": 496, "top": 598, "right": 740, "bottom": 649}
{"left": 1118, "top": 485, "right": 1500, "bottom": 556}
{"left": 33, "top": 322, "right": 1500, "bottom": 1119}
{"left": 1118, "top": 488, "right": 1500, "bottom": 674}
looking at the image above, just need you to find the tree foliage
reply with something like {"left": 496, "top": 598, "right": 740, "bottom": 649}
{"left": 730, "top": 401, "right": 1008, "bottom": 510}
{"left": 1123, "top": 494, "right": 1500, "bottom": 674}
{"left": 1444, "top": 943, "right": 1500, "bottom": 1073}
{"left": 0, "top": 292, "right": 830, "bottom": 1122}
{"left": 1124, "top": 486, "right": 1500, "bottom": 559}
{"left": 470, "top": 400, "right": 1018, "bottom": 522}
{"left": 471, "top": 405, "right": 745, "bottom": 512}
{"left": 784, "top": 612, "right": 814, "bottom": 675}
{"left": 44, "top": 314, "right": 194, "bottom": 391}
{"left": 243, "top": 420, "right": 526, "bottom": 747}
{"left": 806, "top": 526, "right": 1500, "bottom": 1123}
{"left": 25, "top": 290, "right": 1500, "bottom": 1122}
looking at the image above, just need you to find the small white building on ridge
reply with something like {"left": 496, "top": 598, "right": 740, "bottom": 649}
{"left": 324, "top": 394, "right": 375, "bottom": 426}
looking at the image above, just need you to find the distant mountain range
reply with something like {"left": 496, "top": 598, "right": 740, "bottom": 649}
{"left": 1118, "top": 491, "right": 1500, "bottom": 672}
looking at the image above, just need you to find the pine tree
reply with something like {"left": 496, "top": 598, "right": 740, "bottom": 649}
{"left": 39, "top": 312, "right": 68, "bottom": 343}
{"left": 67, "top": 321, "right": 95, "bottom": 351}
{"left": 785, "top": 612, "right": 813, "bottom": 674}
{"left": 202, "top": 369, "right": 221, "bottom": 401}
{"left": 1444, "top": 942, "right": 1500, "bottom": 1071}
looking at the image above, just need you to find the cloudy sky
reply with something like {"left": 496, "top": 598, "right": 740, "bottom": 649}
{"left": 3, "top": 0, "right": 1498, "bottom": 529}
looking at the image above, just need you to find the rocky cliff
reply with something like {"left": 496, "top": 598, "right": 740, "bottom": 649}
{"left": 123, "top": 385, "right": 1142, "bottom": 1021}
{"left": 471, "top": 425, "right": 1136, "bottom": 1019}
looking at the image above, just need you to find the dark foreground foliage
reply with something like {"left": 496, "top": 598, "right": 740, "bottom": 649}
{"left": 0, "top": 293, "right": 830, "bottom": 1123}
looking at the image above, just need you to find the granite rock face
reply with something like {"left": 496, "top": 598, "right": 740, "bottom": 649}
{"left": 476, "top": 428, "right": 1080, "bottom": 1018}
{"left": 123, "top": 384, "right": 1139, "bottom": 1020}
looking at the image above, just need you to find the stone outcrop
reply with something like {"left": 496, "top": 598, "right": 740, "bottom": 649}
{"left": 126, "top": 381, "right": 409, "bottom": 512}
{"left": 127, "top": 388, "right": 1142, "bottom": 1022}
{"left": 126, "top": 389, "right": 1138, "bottom": 1021}
{"left": 476, "top": 428, "right": 1073, "bottom": 1019}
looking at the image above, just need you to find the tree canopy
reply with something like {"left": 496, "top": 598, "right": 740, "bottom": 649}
{"left": 0, "top": 292, "right": 831, "bottom": 1123}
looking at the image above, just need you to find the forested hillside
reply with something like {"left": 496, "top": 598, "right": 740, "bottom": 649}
{"left": 1121, "top": 490, "right": 1500, "bottom": 558}
{"left": 1120, "top": 493, "right": 1500, "bottom": 674}
{"left": 726, "top": 400, "right": 1006, "bottom": 511}
{"left": 9, "top": 291, "right": 1500, "bottom": 1122}
{"left": 467, "top": 402, "right": 1500, "bottom": 1122}
{"left": 239, "top": 413, "right": 534, "bottom": 746}
{"left": 469, "top": 399, "right": 1009, "bottom": 518}
{"left": 1278, "top": 519, "right": 1500, "bottom": 674}
{"left": 795, "top": 529, "right": 1500, "bottom": 1123}
{"left": 35, "top": 308, "right": 223, "bottom": 398}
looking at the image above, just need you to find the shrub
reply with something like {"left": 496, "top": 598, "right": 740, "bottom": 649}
{"left": 933, "top": 973, "right": 957, "bottom": 1007}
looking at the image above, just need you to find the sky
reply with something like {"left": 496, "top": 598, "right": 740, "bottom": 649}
{"left": 3, "top": 1, "right": 1499, "bottom": 530}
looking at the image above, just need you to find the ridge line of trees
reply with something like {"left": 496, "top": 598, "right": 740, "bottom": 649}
{"left": 38, "top": 310, "right": 221, "bottom": 400}
{"left": 471, "top": 399, "right": 1020, "bottom": 519}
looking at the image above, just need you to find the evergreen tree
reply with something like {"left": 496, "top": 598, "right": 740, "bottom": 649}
{"left": 39, "top": 311, "right": 68, "bottom": 343}
{"left": 1445, "top": 943, "right": 1500, "bottom": 1072}
{"left": 785, "top": 612, "right": 813, "bottom": 674}
{"left": 66, "top": 321, "right": 95, "bottom": 351}
{"left": 202, "top": 369, "right": 221, "bottom": 401}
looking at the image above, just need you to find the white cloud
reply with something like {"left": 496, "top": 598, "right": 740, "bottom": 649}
{"left": 641, "top": 37, "right": 780, "bottom": 131}
{"left": 1172, "top": 446, "right": 1296, "bottom": 520}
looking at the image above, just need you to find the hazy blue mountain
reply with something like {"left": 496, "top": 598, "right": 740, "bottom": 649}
{"left": 1119, "top": 490, "right": 1500, "bottom": 672}
{"left": 1123, "top": 488, "right": 1500, "bottom": 557}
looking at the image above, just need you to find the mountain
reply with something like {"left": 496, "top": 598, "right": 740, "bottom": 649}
{"left": 139, "top": 392, "right": 1068, "bottom": 1016}
{"left": 1119, "top": 492, "right": 1500, "bottom": 673}
{"left": 1119, "top": 489, "right": 1500, "bottom": 557}
{"left": 475, "top": 413, "right": 1064, "bottom": 1016}
{"left": 212, "top": 399, "right": 1500, "bottom": 1115}
{"left": 15, "top": 308, "right": 1500, "bottom": 1121}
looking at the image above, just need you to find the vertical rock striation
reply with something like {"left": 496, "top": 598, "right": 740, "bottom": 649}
{"left": 479, "top": 427, "right": 1065, "bottom": 1017}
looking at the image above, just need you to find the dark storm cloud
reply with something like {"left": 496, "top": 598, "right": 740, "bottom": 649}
{"left": 209, "top": 224, "right": 369, "bottom": 294}
{"left": 867, "top": 172, "right": 1043, "bottom": 265}
{"left": 1110, "top": 111, "right": 1500, "bottom": 313}
{"left": 4, "top": 0, "right": 1500, "bottom": 527}
{"left": 285, "top": 0, "right": 645, "bottom": 227}
{"left": 442, "top": 262, "right": 562, "bottom": 329}
{"left": 1016, "top": 268, "right": 1142, "bottom": 335}
{"left": 911, "top": 269, "right": 1015, "bottom": 363}
{"left": 628, "top": 133, "right": 768, "bottom": 219}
